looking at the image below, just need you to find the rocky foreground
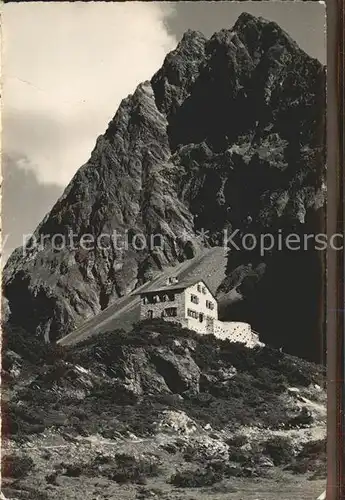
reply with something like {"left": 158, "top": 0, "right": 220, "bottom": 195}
{"left": 2, "top": 320, "right": 326, "bottom": 499}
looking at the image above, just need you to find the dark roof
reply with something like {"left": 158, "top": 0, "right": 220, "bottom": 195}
{"left": 134, "top": 278, "right": 211, "bottom": 296}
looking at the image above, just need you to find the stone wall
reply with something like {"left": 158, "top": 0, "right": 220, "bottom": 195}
{"left": 185, "top": 317, "right": 213, "bottom": 335}
{"left": 213, "top": 320, "right": 262, "bottom": 348}
{"left": 140, "top": 291, "right": 185, "bottom": 321}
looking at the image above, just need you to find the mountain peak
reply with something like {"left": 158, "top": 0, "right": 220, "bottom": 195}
{"left": 234, "top": 11, "right": 268, "bottom": 28}
{"left": 232, "top": 11, "right": 300, "bottom": 56}
{"left": 180, "top": 28, "right": 207, "bottom": 43}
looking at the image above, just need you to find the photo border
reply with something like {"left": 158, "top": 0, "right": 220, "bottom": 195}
{"left": 1, "top": 1, "right": 343, "bottom": 499}
{"left": 326, "top": 0, "right": 345, "bottom": 499}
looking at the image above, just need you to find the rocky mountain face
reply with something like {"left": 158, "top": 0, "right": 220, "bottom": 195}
{"left": 3, "top": 13, "right": 325, "bottom": 359}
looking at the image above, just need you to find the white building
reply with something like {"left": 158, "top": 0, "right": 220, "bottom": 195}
{"left": 138, "top": 277, "right": 262, "bottom": 348}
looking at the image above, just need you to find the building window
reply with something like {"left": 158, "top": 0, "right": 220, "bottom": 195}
{"left": 197, "top": 284, "right": 201, "bottom": 292}
{"left": 206, "top": 300, "right": 214, "bottom": 310}
{"left": 147, "top": 310, "right": 153, "bottom": 319}
{"left": 199, "top": 313, "right": 204, "bottom": 323}
{"left": 152, "top": 295, "right": 164, "bottom": 303}
{"left": 187, "top": 308, "right": 198, "bottom": 319}
{"left": 191, "top": 294, "right": 199, "bottom": 304}
{"left": 164, "top": 307, "right": 177, "bottom": 317}
{"left": 202, "top": 287, "right": 206, "bottom": 294}
{"left": 168, "top": 293, "right": 175, "bottom": 301}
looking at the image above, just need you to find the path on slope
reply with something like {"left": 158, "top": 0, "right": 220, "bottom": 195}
{"left": 59, "top": 246, "right": 227, "bottom": 347}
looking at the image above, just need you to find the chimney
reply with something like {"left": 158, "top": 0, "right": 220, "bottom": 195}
{"left": 166, "top": 276, "right": 178, "bottom": 286}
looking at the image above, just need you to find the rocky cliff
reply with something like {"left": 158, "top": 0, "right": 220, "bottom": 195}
{"left": 3, "top": 13, "right": 326, "bottom": 359}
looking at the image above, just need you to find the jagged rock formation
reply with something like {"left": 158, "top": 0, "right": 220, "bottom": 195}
{"left": 3, "top": 13, "right": 325, "bottom": 359}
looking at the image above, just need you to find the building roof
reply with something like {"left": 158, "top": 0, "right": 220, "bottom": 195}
{"left": 135, "top": 278, "right": 212, "bottom": 297}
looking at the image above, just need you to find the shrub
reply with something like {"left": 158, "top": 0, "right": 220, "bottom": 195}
{"left": 1, "top": 454, "right": 34, "bottom": 478}
{"left": 63, "top": 464, "right": 82, "bottom": 477}
{"left": 170, "top": 468, "right": 221, "bottom": 488}
{"left": 54, "top": 452, "right": 161, "bottom": 484}
{"left": 262, "top": 436, "right": 295, "bottom": 466}
{"left": 299, "top": 439, "right": 326, "bottom": 457}
{"left": 287, "top": 407, "right": 313, "bottom": 428}
{"left": 170, "top": 460, "right": 249, "bottom": 487}
{"left": 225, "top": 434, "right": 249, "bottom": 448}
{"left": 45, "top": 472, "right": 58, "bottom": 485}
{"left": 3, "top": 485, "right": 49, "bottom": 500}
{"left": 99, "top": 453, "right": 160, "bottom": 484}
{"left": 227, "top": 447, "right": 251, "bottom": 464}
{"left": 160, "top": 442, "right": 178, "bottom": 455}
{"left": 3, "top": 323, "right": 67, "bottom": 365}
{"left": 209, "top": 460, "right": 243, "bottom": 478}
{"left": 287, "top": 439, "right": 326, "bottom": 476}
{"left": 226, "top": 440, "right": 263, "bottom": 470}
{"left": 136, "top": 487, "right": 164, "bottom": 499}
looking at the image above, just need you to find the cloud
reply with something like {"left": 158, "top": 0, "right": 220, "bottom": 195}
{"left": 1, "top": 154, "right": 63, "bottom": 263}
{"left": 2, "top": 2, "right": 177, "bottom": 186}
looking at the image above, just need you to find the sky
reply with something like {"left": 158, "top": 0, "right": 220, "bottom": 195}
{"left": 1, "top": 1, "right": 326, "bottom": 262}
